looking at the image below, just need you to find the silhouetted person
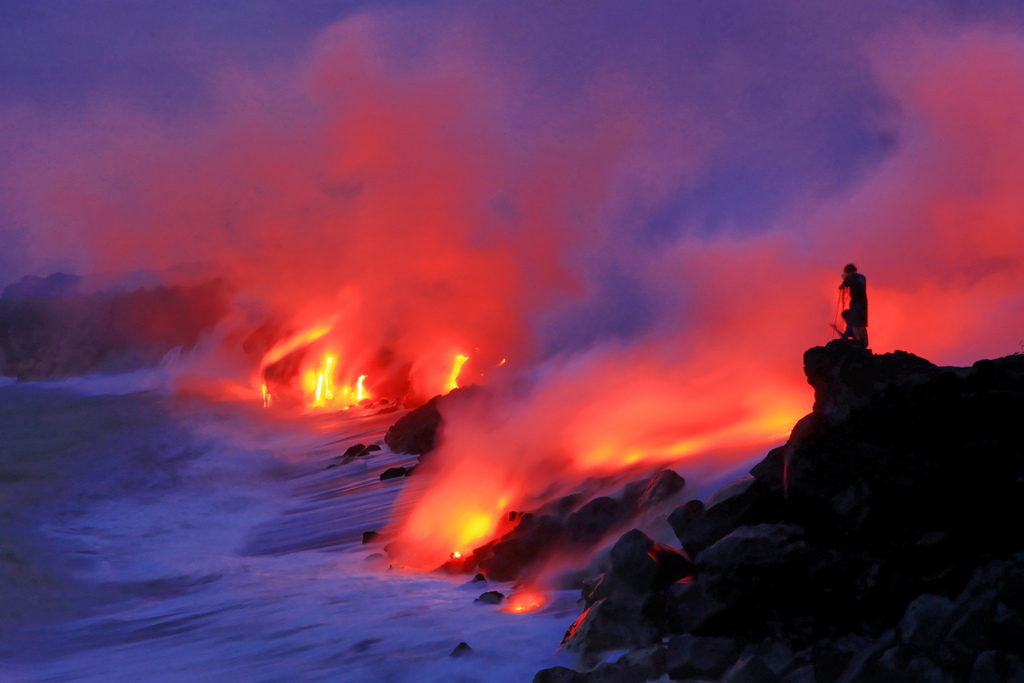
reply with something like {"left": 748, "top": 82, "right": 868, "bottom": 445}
{"left": 833, "top": 263, "right": 868, "bottom": 348}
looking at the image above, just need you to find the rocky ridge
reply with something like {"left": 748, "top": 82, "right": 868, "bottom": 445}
{"left": 535, "top": 342, "right": 1024, "bottom": 683}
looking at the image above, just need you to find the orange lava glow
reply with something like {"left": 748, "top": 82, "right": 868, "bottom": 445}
{"left": 446, "top": 354, "right": 470, "bottom": 392}
{"left": 302, "top": 354, "right": 372, "bottom": 411}
{"left": 503, "top": 591, "right": 547, "bottom": 614}
{"left": 391, "top": 331, "right": 814, "bottom": 568}
{"left": 16, "top": 18, "right": 1024, "bottom": 581}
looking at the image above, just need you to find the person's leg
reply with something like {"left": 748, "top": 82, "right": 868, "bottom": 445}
{"left": 852, "top": 326, "right": 868, "bottom": 348}
{"left": 840, "top": 311, "right": 853, "bottom": 340}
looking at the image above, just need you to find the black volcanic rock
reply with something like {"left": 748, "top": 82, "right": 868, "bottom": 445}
{"left": 668, "top": 477, "right": 785, "bottom": 559}
{"left": 342, "top": 444, "right": 367, "bottom": 458}
{"left": 636, "top": 469, "right": 686, "bottom": 510}
{"left": 532, "top": 667, "right": 585, "bottom": 683}
{"left": 565, "top": 497, "right": 624, "bottom": 546}
{"left": 543, "top": 344, "right": 1024, "bottom": 679}
{"left": 449, "top": 641, "right": 473, "bottom": 658}
{"left": 665, "top": 634, "right": 741, "bottom": 681}
{"left": 379, "top": 467, "right": 407, "bottom": 480}
{"left": 780, "top": 342, "right": 1024, "bottom": 549}
{"left": 384, "top": 400, "right": 441, "bottom": 455}
{"left": 475, "top": 513, "right": 565, "bottom": 582}
{"left": 383, "top": 385, "right": 484, "bottom": 455}
{"left": 473, "top": 590, "right": 504, "bottom": 605}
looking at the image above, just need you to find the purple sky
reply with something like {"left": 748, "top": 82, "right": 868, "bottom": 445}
{"left": 3, "top": 1, "right": 1024, "bottom": 362}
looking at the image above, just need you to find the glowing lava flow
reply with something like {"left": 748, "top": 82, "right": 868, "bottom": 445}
{"left": 309, "top": 356, "right": 336, "bottom": 407}
{"left": 261, "top": 383, "right": 272, "bottom": 408}
{"left": 446, "top": 354, "right": 469, "bottom": 392}
{"left": 503, "top": 591, "right": 547, "bottom": 614}
{"left": 303, "top": 354, "right": 371, "bottom": 411}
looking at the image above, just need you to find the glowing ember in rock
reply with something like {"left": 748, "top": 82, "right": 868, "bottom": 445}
{"left": 446, "top": 354, "right": 469, "bottom": 392}
{"left": 496, "top": 358, "right": 507, "bottom": 367}
{"left": 450, "top": 551, "right": 461, "bottom": 559}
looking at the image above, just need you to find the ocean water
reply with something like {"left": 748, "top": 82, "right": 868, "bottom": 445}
{"left": 0, "top": 378, "right": 580, "bottom": 682}
{"left": 0, "top": 373, "right": 772, "bottom": 682}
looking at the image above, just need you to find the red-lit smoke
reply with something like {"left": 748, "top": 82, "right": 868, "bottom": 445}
{"left": 3, "top": 13, "right": 1024, "bottom": 568}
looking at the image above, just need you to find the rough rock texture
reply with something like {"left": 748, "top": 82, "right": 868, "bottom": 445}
{"left": 473, "top": 590, "right": 504, "bottom": 605}
{"left": 383, "top": 385, "right": 484, "bottom": 455}
{"left": 544, "top": 343, "right": 1024, "bottom": 681}
{"left": 778, "top": 345, "right": 1024, "bottom": 551}
{"left": 379, "top": 467, "right": 407, "bottom": 480}
{"left": 441, "top": 468, "right": 688, "bottom": 583}
{"left": 636, "top": 469, "right": 686, "bottom": 510}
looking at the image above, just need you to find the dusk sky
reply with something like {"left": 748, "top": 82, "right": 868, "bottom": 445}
{"left": 3, "top": 0, "right": 1024, "bottom": 371}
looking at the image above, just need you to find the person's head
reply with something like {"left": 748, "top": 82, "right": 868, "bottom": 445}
{"left": 843, "top": 263, "right": 857, "bottom": 275}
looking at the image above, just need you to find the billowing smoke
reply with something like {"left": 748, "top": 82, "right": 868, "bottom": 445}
{"left": 3, "top": 3, "right": 1024, "bottom": 566}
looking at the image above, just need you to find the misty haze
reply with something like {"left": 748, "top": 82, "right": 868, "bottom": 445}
{"left": 2, "top": 2, "right": 1024, "bottom": 682}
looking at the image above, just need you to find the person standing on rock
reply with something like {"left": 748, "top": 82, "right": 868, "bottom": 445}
{"left": 832, "top": 263, "right": 868, "bottom": 348}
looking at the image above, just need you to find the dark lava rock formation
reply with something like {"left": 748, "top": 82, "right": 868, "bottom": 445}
{"left": 436, "top": 468, "right": 687, "bottom": 583}
{"left": 383, "top": 385, "right": 484, "bottom": 455}
{"left": 538, "top": 342, "right": 1024, "bottom": 682}
{"left": 0, "top": 279, "right": 228, "bottom": 380}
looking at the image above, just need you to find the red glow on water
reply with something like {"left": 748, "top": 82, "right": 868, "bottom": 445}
{"left": 503, "top": 591, "right": 547, "bottom": 614}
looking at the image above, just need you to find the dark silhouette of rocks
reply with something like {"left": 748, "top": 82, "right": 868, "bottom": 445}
{"left": 343, "top": 443, "right": 368, "bottom": 458}
{"left": 533, "top": 667, "right": 586, "bottom": 683}
{"left": 0, "top": 279, "right": 227, "bottom": 380}
{"left": 473, "top": 590, "right": 504, "bottom": 605}
{"left": 636, "top": 469, "right": 686, "bottom": 509}
{"left": 383, "top": 385, "right": 484, "bottom": 455}
{"left": 537, "top": 342, "right": 1024, "bottom": 681}
{"left": 436, "top": 468, "right": 688, "bottom": 583}
{"left": 379, "top": 467, "right": 407, "bottom": 481}
{"left": 449, "top": 641, "right": 473, "bottom": 658}
{"left": 566, "top": 497, "right": 625, "bottom": 547}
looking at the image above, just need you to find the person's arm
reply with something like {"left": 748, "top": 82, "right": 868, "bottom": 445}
{"left": 829, "top": 322, "right": 852, "bottom": 339}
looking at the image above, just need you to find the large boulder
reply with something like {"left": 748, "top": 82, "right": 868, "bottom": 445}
{"left": 566, "top": 497, "right": 625, "bottom": 546}
{"left": 779, "top": 343, "right": 1024, "bottom": 548}
{"left": 665, "top": 634, "right": 741, "bottom": 680}
{"left": 383, "top": 385, "right": 484, "bottom": 455}
{"left": 475, "top": 513, "right": 565, "bottom": 581}
{"left": 636, "top": 469, "right": 686, "bottom": 510}
{"left": 560, "top": 598, "right": 660, "bottom": 667}
{"left": 668, "top": 478, "right": 786, "bottom": 560}
{"left": 607, "top": 528, "right": 693, "bottom": 595}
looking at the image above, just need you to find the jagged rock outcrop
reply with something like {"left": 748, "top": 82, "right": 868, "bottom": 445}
{"left": 538, "top": 342, "right": 1024, "bottom": 682}
{"left": 436, "top": 469, "right": 688, "bottom": 583}
{"left": 383, "top": 385, "right": 484, "bottom": 455}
